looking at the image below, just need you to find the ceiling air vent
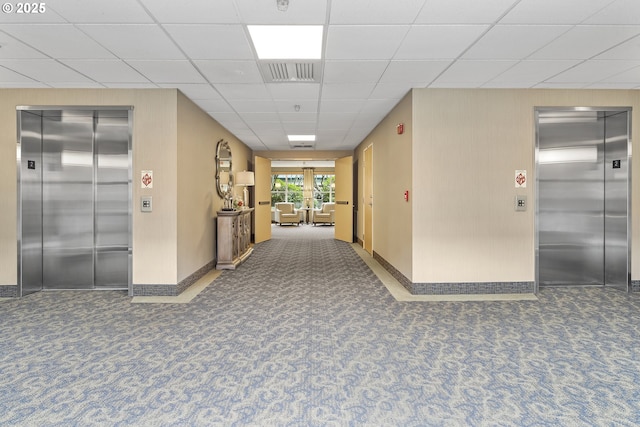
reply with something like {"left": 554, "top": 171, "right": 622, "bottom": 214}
{"left": 290, "top": 142, "right": 315, "bottom": 149}
{"left": 260, "top": 61, "right": 321, "bottom": 83}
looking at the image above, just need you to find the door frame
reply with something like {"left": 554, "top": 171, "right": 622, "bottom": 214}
{"left": 534, "top": 106, "right": 632, "bottom": 293}
{"left": 363, "top": 144, "right": 373, "bottom": 255}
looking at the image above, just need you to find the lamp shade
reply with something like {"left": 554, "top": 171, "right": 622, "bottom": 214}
{"left": 236, "top": 171, "right": 255, "bottom": 186}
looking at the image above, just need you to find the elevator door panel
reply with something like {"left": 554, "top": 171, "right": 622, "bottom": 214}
{"left": 95, "top": 111, "right": 130, "bottom": 288}
{"left": 19, "top": 111, "right": 43, "bottom": 296}
{"left": 604, "top": 112, "right": 629, "bottom": 289}
{"left": 538, "top": 112, "right": 605, "bottom": 286}
{"left": 42, "top": 112, "right": 95, "bottom": 289}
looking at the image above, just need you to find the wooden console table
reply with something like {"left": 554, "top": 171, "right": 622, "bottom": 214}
{"left": 216, "top": 208, "right": 253, "bottom": 270}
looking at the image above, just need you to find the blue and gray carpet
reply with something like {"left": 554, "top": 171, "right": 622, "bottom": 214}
{"left": 2, "top": 225, "right": 640, "bottom": 426}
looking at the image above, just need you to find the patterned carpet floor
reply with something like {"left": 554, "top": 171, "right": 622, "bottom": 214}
{"left": 2, "top": 225, "right": 640, "bottom": 426}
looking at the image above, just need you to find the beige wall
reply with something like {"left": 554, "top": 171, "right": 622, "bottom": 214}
{"left": 354, "top": 93, "right": 413, "bottom": 280}
{"left": 2, "top": 88, "right": 252, "bottom": 289}
{"left": 411, "top": 88, "right": 640, "bottom": 283}
{"left": 355, "top": 88, "right": 640, "bottom": 285}
{"left": 175, "top": 92, "right": 252, "bottom": 281}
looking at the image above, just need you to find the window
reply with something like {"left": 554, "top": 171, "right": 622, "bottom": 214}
{"left": 271, "top": 173, "right": 335, "bottom": 209}
{"left": 313, "top": 174, "right": 335, "bottom": 209}
{"left": 271, "top": 174, "right": 304, "bottom": 208}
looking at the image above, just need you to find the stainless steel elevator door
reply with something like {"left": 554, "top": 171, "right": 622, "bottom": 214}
{"left": 42, "top": 111, "right": 95, "bottom": 289}
{"left": 95, "top": 111, "right": 130, "bottom": 288}
{"left": 604, "top": 111, "right": 630, "bottom": 290}
{"left": 18, "top": 108, "right": 131, "bottom": 295}
{"left": 18, "top": 111, "right": 43, "bottom": 296}
{"left": 537, "top": 109, "right": 630, "bottom": 289}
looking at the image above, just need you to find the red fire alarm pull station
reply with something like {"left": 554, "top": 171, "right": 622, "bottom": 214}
{"left": 404, "top": 190, "right": 409, "bottom": 201}
{"left": 397, "top": 123, "right": 404, "bottom": 134}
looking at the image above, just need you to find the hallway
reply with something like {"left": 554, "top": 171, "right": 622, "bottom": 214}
{"left": 2, "top": 227, "right": 640, "bottom": 425}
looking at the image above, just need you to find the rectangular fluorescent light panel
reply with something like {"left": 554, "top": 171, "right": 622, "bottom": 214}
{"left": 248, "top": 25, "right": 323, "bottom": 60}
{"left": 288, "top": 134, "right": 316, "bottom": 142}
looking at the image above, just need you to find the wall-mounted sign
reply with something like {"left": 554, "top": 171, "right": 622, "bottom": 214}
{"left": 515, "top": 170, "right": 527, "bottom": 188}
{"left": 141, "top": 170, "right": 153, "bottom": 188}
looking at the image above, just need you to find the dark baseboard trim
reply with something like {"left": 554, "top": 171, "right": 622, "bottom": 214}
{"left": 0, "top": 285, "right": 18, "bottom": 298}
{"left": 631, "top": 281, "right": 640, "bottom": 293}
{"left": 132, "top": 260, "right": 215, "bottom": 297}
{"left": 373, "top": 251, "right": 535, "bottom": 295}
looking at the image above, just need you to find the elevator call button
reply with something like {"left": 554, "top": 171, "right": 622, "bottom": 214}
{"left": 613, "top": 160, "right": 621, "bottom": 169}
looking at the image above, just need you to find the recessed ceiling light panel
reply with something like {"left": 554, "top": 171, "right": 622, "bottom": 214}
{"left": 248, "top": 25, "right": 323, "bottom": 60}
{"left": 288, "top": 134, "right": 316, "bottom": 142}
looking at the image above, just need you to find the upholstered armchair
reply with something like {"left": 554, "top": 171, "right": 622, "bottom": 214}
{"left": 274, "top": 202, "right": 302, "bottom": 225}
{"left": 313, "top": 203, "right": 335, "bottom": 225}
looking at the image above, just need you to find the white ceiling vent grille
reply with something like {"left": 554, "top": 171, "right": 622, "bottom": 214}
{"left": 260, "top": 61, "right": 321, "bottom": 83}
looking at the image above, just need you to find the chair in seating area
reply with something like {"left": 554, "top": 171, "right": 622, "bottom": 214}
{"left": 274, "top": 202, "right": 302, "bottom": 226}
{"left": 312, "top": 202, "right": 335, "bottom": 225}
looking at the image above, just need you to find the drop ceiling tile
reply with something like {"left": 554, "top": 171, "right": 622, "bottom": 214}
{"left": 1, "top": 25, "right": 115, "bottom": 59}
{"left": 0, "top": 6, "right": 65, "bottom": 22}
{"left": 282, "top": 123, "right": 317, "bottom": 134}
{"left": 396, "top": 25, "right": 489, "bottom": 59}
{"left": 529, "top": 25, "right": 640, "bottom": 60}
{"left": 321, "top": 83, "right": 375, "bottom": 99}
{"left": 432, "top": 60, "right": 518, "bottom": 85}
{"left": 267, "top": 83, "right": 320, "bottom": 99}
{"left": 501, "top": 0, "right": 613, "bottom": 24}
{"left": 274, "top": 100, "right": 318, "bottom": 113}
{"left": 164, "top": 25, "right": 253, "bottom": 59}
{"left": 227, "top": 99, "right": 278, "bottom": 113}
{"left": 547, "top": 60, "right": 640, "bottom": 83}
{"left": 0, "top": 82, "right": 49, "bottom": 88}
{"left": 0, "top": 59, "right": 94, "bottom": 82}
{"left": 235, "top": 0, "right": 327, "bottom": 24}
{"left": 140, "top": 0, "right": 239, "bottom": 24}
{"left": 194, "top": 99, "right": 234, "bottom": 113}
{"left": 62, "top": 60, "right": 149, "bottom": 83}
{"left": 49, "top": 82, "right": 105, "bottom": 88}
{"left": 214, "top": 83, "right": 271, "bottom": 99}
{"left": 463, "top": 25, "right": 571, "bottom": 59}
{"left": 127, "top": 60, "right": 205, "bottom": 83}
{"left": 487, "top": 60, "right": 581, "bottom": 85}
{"left": 370, "top": 83, "right": 415, "bottom": 99}
{"left": 587, "top": 82, "right": 640, "bottom": 89}
{"left": 240, "top": 112, "right": 281, "bottom": 122}
{"left": 195, "top": 60, "right": 262, "bottom": 84}
{"left": 210, "top": 112, "right": 245, "bottom": 126}
{"left": 359, "top": 99, "right": 398, "bottom": 117}
{"left": 602, "top": 65, "right": 640, "bottom": 83}
{"left": 0, "top": 33, "right": 48, "bottom": 58}
{"left": 48, "top": 0, "right": 153, "bottom": 23}
{"left": 585, "top": 0, "right": 640, "bottom": 24}
{"left": 415, "top": 0, "right": 519, "bottom": 24}
{"left": 533, "top": 82, "right": 589, "bottom": 88}
{"left": 78, "top": 24, "right": 185, "bottom": 60}
{"left": 0, "top": 64, "right": 38, "bottom": 83}
{"left": 318, "top": 112, "right": 358, "bottom": 129}
{"left": 104, "top": 83, "right": 158, "bottom": 88}
{"left": 320, "top": 99, "right": 366, "bottom": 113}
{"left": 278, "top": 112, "right": 317, "bottom": 121}
{"left": 330, "top": 0, "right": 426, "bottom": 24}
{"left": 380, "top": 60, "right": 451, "bottom": 84}
{"left": 325, "top": 25, "right": 409, "bottom": 60}
{"left": 323, "top": 60, "right": 389, "bottom": 83}
{"left": 158, "top": 83, "right": 222, "bottom": 100}
{"left": 596, "top": 34, "right": 640, "bottom": 60}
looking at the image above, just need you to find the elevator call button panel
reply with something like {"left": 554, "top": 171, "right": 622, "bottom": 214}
{"left": 141, "top": 196, "right": 152, "bottom": 212}
{"left": 515, "top": 195, "right": 527, "bottom": 212}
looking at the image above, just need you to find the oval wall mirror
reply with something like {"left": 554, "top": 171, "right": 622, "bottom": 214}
{"left": 216, "top": 139, "right": 232, "bottom": 198}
